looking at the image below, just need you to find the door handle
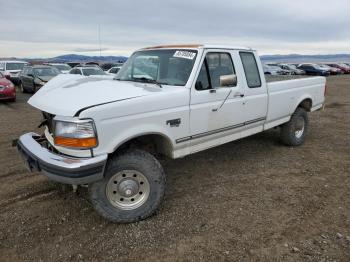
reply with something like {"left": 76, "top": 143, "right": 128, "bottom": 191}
{"left": 233, "top": 92, "right": 244, "bottom": 98}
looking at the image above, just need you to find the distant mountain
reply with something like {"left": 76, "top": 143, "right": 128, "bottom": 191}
{"left": 42, "top": 54, "right": 128, "bottom": 63}
{"left": 0, "top": 54, "right": 128, "bottom": 63}
{"left": 261, "top": 54, "right": 350, "bottom": 63}
{"left": 2, "top": 53, "right": 350, "bottom": 64}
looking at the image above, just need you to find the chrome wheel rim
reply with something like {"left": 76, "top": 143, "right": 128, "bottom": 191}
{"left": 106, "top": 170, "right": 150, "bottom": 210}
{"left": 294, "top": 117, "right": 305, "bottom": 139}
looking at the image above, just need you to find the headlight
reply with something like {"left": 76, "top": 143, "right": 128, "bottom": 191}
{"left": 36, "top": 80, "right": 46, "bottom": 86}
{"left": 53, "top": 117, "right": 97, "bottom": 149}
{"left": 4, "top": 83, "right": 14, "bottom": 89}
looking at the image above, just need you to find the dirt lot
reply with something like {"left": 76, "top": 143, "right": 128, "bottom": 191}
{"left": 0, "top": 76, "right": 349, "bottom": 261}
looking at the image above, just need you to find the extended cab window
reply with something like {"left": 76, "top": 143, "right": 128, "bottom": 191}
{"left": 196, "top": 52, "right": 236, "bottom": 90}
{"left": 240, "top": 52, "right": 261, "bottom": 88}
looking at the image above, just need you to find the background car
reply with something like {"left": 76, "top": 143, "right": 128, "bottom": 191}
{"left": 266, "top": 64, "right": 291, "bottom": 75}
{"left": 263, "top": 65, "right": 283, "bottom": 75}
{"left": 0, "top": 60, "right": 29, "bottom": 85}
{"left": 0, "top": 72, "right": 16, "bottom": 102}
{"left": 44, "top": 63, "right": 71, "bottom": 74}
{"left": 19, "top": 65, "right": 60, "bottom": 93}
{"left": 100, "top": 62, "right": 124, "bottom": 71}
{"left": 278, "top": 64, "right": 305, "bottom": 75}
{"left": 326, "top": 63, "right": 350, "bottom": 74}
{"left": 106, "top": 66, "right": 122, "bottom": 75}
{"left": 297, "top": 64, "right": 330, "bottom": 76}
{"left": 69, "top": 65, "right": 110, "bottom": 77}
{"left": 318, "top": 64, "right": 343, "bottom": 75}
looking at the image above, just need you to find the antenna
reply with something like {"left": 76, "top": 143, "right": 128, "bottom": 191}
{"left": 98, "top": 24, "right": 101, "bottom": 58}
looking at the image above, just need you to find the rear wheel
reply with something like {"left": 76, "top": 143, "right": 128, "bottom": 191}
{"left": 280, "top": 107, "right": 308, "bottom": 146}
{"left": 89, "top": 149, "right": 166, "bottom": 223}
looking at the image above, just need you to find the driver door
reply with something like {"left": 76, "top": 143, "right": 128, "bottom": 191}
{"left": 189, "top": 51, "right": 246, "bottom": 153}
{"left": 23, "top": 68, "right": 34, "bottom": 89}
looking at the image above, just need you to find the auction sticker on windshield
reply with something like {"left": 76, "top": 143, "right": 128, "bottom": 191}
{"left": 173, "top": 50, "right": 196, "bottom": 60}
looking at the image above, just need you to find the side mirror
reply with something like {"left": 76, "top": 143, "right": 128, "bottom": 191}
{"left": 219, "top": 74, "right": 237, "bottom": 87}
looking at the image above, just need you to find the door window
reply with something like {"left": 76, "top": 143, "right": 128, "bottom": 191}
{"left": 195, "top": 52, "right": 236, "bottom": 90}
{"left": 27, "top": 68, "right": 33, "bottom": 76}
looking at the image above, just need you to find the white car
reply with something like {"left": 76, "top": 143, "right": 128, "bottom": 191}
{"left": 45, "top": 63, "right": 72, "bottom": 74}
{"left": 0, "top": 60, "right": 29, "bottom": 84}
{"left": 106, "top": 66, "right": 122, "bottom": 75}
{"left": 69, "top": 66, "right": 114, "bottom": 79}
{"left": 17, "top": 44, "right": 325, "bottom": 223}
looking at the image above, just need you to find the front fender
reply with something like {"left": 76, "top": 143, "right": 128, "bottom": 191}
{"left": 110, "top": 124, "right": 175, "bottom": 153}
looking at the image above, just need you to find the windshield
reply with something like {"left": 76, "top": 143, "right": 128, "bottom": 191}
{"left": 6, "top": 62, "right": 27, "bottom": 70}
{"left": 82, "top": 67, "right": 106, "bottom": 76}
{"left": 53, "top": 64, "right": 71, "bottom": 71}
{"left": 319, "top": 65, "right": 330, "bottom": 69}
{"left": 312, "top": 64, "right": 323, "bottom": 69}
{"left": 115, "top": 49, "right": 198, "bottom": 86}
{"left": 287, "top": 64, "right": 296, "bottom": 69}
{"left": 34, "top": 67, "right": 60, "bottom": 76}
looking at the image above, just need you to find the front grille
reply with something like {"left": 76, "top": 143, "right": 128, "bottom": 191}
{"left": 42, "top": 112, "right": 55, "bottom": 134}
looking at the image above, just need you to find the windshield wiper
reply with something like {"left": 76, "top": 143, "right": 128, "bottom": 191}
{"left": 132, "top": 77, "right": 163, "bottom": 88}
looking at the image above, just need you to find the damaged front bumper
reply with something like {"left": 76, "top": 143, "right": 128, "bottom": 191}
{"left": 16, "top": 132, "right": 107, "bottom": 185}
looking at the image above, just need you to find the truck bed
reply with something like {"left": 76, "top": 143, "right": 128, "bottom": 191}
{"left": 264, "top": 75, "right": 326, "bottom": 129}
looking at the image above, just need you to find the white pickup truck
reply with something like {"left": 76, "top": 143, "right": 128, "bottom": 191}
{"left": 17, "top": 44, "right": 326, "bottom": 223}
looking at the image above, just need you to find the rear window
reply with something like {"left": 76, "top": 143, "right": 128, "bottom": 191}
{"left": 239, "top": 52, "right": 261, "bottom": 88}
{"left": 6, "top": 62, "right": 27, "bottom": 70}
{"left": 82, "top": 68, "right": 106, "bottom": 76}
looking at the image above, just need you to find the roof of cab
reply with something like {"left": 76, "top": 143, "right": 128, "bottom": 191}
{"left": 141, "top": 44, "right": 254, "bottom": 51}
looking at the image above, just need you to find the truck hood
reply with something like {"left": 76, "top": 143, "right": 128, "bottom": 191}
{"left": 28, "top": 74, "right": 163, "bottom": 116}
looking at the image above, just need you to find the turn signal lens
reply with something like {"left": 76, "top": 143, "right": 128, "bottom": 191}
{"left": 54, "top": 137, "right": 97, "bottom": 148}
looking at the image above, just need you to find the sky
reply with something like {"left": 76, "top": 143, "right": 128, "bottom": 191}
{"left": 0, "top": 0, "right": 350, "bottom": 58}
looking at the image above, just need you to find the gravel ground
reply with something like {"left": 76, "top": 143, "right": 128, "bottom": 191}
{"left": 0, "top": 76, "right": 349, "bottom": 261}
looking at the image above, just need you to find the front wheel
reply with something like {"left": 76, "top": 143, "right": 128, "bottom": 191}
{"left": 89, "top": 149, "right": 166, "bottom": 223}
{"left": 280, "top": 107, "right": 308, "bottom": 146}
{"left": 19, "top": 82, "right": 26, "bottom": 93}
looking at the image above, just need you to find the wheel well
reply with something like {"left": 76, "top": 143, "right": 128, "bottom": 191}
{"left": 116, "top": 134, "right": 173, "bottom": 158}
{"left": 298, "top": 98, "right": 312, "bottom": 112}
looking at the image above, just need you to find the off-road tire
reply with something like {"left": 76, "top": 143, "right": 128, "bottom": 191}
{"left": 280, "top": 107, "right": 309, "bottom": 146}
{"left": 89, "top": 149, "right": 166, "bottom": 223}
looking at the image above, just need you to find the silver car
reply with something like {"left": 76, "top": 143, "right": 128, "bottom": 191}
{"left": 278, "top": 64, "right": 305, "bottom": 75}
